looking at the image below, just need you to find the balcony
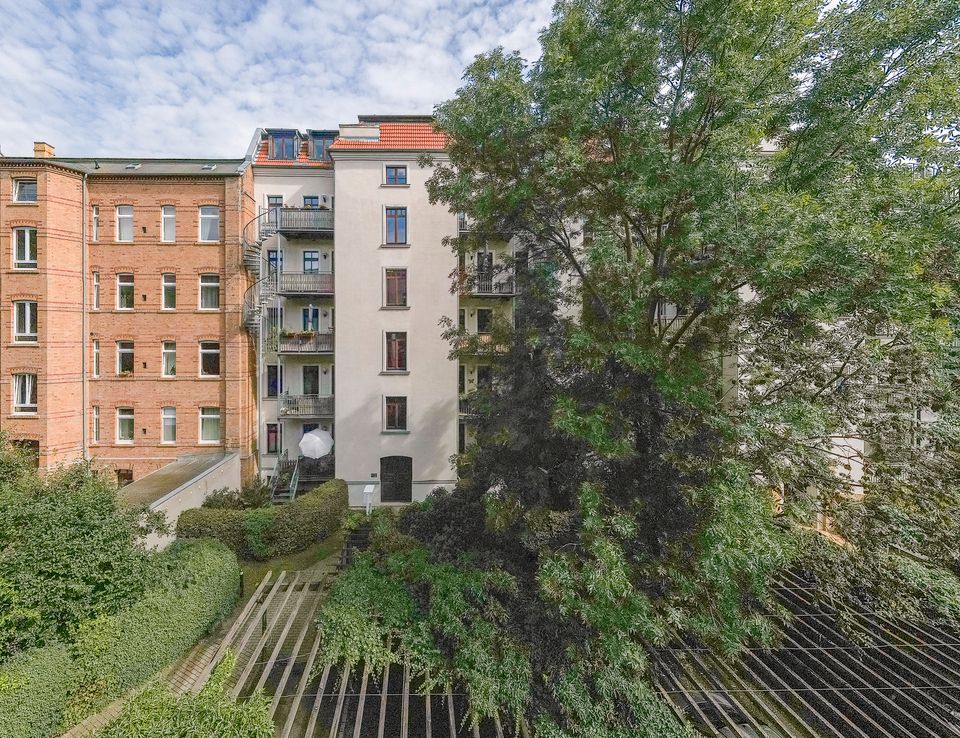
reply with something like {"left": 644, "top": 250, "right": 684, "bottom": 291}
{"left": 473, "top": 272, "right": 515, "bottom": 297}
{"left": 276, "top": 271, "right": 334, "bottom": 296}
{"left": 278, "top": 332, "right": 334, "bottom": 354}
{"left": 279, "top": 394, "right": 334, "bottom": 418}
{"left": 277, "top": 454, "right": 335, "bottom": 485}
{"left": 263, "top": 208, "right": 334, "bottom": 236}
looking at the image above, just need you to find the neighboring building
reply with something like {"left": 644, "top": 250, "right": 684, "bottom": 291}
{"left": 0, "top": 144, "right": 256, "bottom": 483}
{"left": 244, "top": 117, "right": 515, "bottom": 504}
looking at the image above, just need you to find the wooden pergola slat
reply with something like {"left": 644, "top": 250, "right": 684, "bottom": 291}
{"left": 267, "top": 590, "right": 322, "bottom": 720}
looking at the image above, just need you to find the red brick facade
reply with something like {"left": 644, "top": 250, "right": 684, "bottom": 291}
{"left": 0, "top": 156, "right": 256, "bottom": 483}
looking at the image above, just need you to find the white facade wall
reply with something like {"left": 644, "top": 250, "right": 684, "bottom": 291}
{"left": 330, "top": 151, "right": 458, "bottom": 504}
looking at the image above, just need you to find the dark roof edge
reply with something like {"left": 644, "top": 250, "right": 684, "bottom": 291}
{"left": 357, "top": 114, "right": 435, "bottom": 123}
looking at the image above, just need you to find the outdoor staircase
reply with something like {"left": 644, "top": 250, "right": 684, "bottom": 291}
{"left": 338, "top": 522, "right": 371, "bottom": 570}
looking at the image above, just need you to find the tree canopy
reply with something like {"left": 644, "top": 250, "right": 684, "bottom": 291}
{"left": 316, "top": 1, "right": 960, "bottom": 735}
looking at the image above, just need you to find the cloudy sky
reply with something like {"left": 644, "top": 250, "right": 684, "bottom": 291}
{"left": 0, "top": 0, "right": 552, "bottom": 158}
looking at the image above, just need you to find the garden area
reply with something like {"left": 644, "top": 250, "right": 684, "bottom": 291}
{"left": 0, "top": 439, "right": 348, "bottom": 738}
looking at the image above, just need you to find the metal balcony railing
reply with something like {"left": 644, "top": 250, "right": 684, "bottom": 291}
{"left": 276, "top": 271, "right": 334, "bottom": 295}
{"left": 279, "top": 395, "right": 335, "bottom": 417}
{"left": 278, "top": 332, "right": 334, "bottom": 354}
{"left": 473, "top": 272, "right": 515, "bottom": 296}
{"left": 277, "top": 454, "right": 335, "bottom": 483}
{"left": 263, "top": 208, "right": 334, "bottom": 235}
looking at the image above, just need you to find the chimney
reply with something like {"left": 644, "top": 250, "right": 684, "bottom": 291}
{"left": 33, "top": 141, "right": 55, "bottom": 158}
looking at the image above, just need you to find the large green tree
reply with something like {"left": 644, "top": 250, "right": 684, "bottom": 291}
{"left": 316, "top": 1, "right": 960, "bottom": 735}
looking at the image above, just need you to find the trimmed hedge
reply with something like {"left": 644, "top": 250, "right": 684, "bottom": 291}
{"left": 0, "top": 539, "right": 240, "bottom": 738}
{"left": 176, "top": 479, "right": 348, "bottom": 560}
{"left": 0, "top": 644, "right": 75, "bottom": 738}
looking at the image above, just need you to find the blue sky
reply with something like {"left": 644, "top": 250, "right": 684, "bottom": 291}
{"left": 0, "top": 0, "right": 552, "bottom": 158}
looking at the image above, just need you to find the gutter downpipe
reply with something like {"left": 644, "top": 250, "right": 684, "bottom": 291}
{"left": 81, "top": 171, "right": 89, "bottom": 460}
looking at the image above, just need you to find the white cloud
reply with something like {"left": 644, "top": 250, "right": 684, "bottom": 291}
{"left": 0, "top": 0, "right": 553, "bottom": 158}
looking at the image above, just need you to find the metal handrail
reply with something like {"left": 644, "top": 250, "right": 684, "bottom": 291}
{"left": 279, "top": 395, "right": 335, "bottom": 417}
{"left": 267, "top": 449, "right": 288, "bottom": 498}
{"left": 276, "top": 271, "right": 334, "bottom": 294}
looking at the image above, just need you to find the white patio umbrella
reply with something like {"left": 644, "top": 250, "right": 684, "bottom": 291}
{"left": 299, "top": 429, "right": 334, "bottom": 459}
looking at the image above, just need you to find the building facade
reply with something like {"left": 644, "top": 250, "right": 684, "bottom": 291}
{"left": 0, "top": 145, "right": 256, "bottom": 482}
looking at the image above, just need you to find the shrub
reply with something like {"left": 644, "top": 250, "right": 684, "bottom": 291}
{"left": 94, "top": 651, "right": 273, "bottom": 738}
{"left": 201, "top": 479, "right": 271, "bottom": 510}
{"left": 0, "top": 644, "right": 76, "bottom": 738}
{"left": 177, "top": 479, "right": 348, "bottom": 561}
{"left": 65, "top": 540, "right": 240, "bottom": 724}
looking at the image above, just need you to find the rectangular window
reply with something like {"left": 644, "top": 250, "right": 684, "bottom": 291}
{"left": 385, "top": 166, "right": 407, "bottom": 185}
{"left": 267, "top": 249, "right": 283, "bottom": 274}
{"left": 266, "top": 195, "right": 283, "bottom": 228}
{"left": 270, "top": 133, "right": 296, "bottom": 160}
{"left": 93, "top": 339, "right": 100, "bottom": 377}
{"left": 303, "top": 365, "right": 319, "bottom": 395}
{"left": 13, "top": 228, "right": 37, "bottom": 269}
{"left": 161, "top": 273, "right": 176, "bottom": 309}
{"left": 385, "top": 207, "right": 407, "bottom": 244}
{"left": 199, "top": 206, "right": 220, "bottom": 242}
{"left": 459, "top": 421, "right": 466, "bottom": 454}
{"left": 92, "top": 271, "right": 100, "bottom": 309}
{"left": 303, "top": 195, "right": 320, "bottom": 208}
{"left": 92, "top": 205, "right": 99, "bottom": 241}
{"left": 303, "top": 250, "right": 319, "bottom": 273}
{"left": 266, "top": 423, "right": 279, "bottom": 454}
{"left": 116, "top": 205, "right": 133, "bottom": 242}
{"left": 477, "top": 308, "right": 493, "bottom": 334}
{"left": 459, "top": 364, "right": 465, "bottom": 394}
{"left": 385, "top": 332, "right": 407, "bottom": 371}
{"left": 199, "top": 407, "right": 221, "bottom": 443}
{"left": 116, "top": 341, "right": 134, "bottom": 375}
{"left": 199, "top": 341, "right": 220, "bottom": 376}
{"left": 13, "top": 179, "right": 37, "bottom": 202}
{"left": 385, "top": 268, "right": 407, "bottom": 307}
{"left": 161, "top": 407, "right": 176, "bottom": 443}
{"left": 161, "top": 205, "right": 176, "bottom": 242}
{"left": 199, "top": 274, "right": 220, "bottom": 309}
{"left": 311, "top": 135, "right": 333, "bottom": 161}
{"left": 385, "top": 396, "right": 407, "bottom": 431}
{"left": 92, "top": 406, "right": 100, "bottom": 442}
{"left": 116, "top": 407, "right": 134, "bottom": 443}
{"left": 116, "top": 273, "right": 134, "bottom": 310}
{"left": 13, "top": 373, "right": 37, "bottom": 414}
{"left": 477, "top": 365, "right": 493, "bottom": 389}
{"left": 162, "top": 341, "right": 176, "bottom": 377}
{"left": 13, "top": 301, "right": 37, "bottom": 342}
{"left": 458, "top": 309, "right": 466, "bottom": 331}
{"left": 302, "top": 306, "right": 319, "bottom": 332}
{"left": 266, "top": 364, "right": 282, "bottom": 397}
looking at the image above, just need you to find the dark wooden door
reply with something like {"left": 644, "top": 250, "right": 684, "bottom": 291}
{"left": 380, "top": 456, "right": 412, "bottom": 502}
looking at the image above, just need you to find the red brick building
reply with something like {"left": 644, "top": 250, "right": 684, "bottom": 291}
{"left": 0, "top": 143, "right": 256, "bottom": 482}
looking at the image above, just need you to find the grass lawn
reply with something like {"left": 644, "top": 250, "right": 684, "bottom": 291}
{"left": 238, "top": 531, "right": 343, "bottom": 600}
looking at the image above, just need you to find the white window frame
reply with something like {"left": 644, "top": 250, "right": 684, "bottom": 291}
{"left": 13, "top": 227, "right": 37, "bottom": 269}
{"left": 13, "top": 179, "right": 37, "bottom": 203}
{"left": 13, "top": 301, "right": 38, "bottom": 343}
{"left": 116, "top": 273, "right": 134, "bottom": 310}
{"left": 383, "top": 395, "right": 408, "bottom": 431}
{"left": 92, "top": 339, "right": 100, "bottom": 377}
{"left": 161, "top": 341, "right": 176, "bottom": 377}
{"left": 161, "top": 205, "right": 176, "bottom": 243}
{"left": 161, "top": 273, "right": 176, "bottom": 310}
{"left": 115, "top": 205, "right": 133, "bottom": 242}
{"left": 91, "top": 205, "right": 99, "bottom": 241}
{"left": 12, "top": 373, "right": 37, "bottom": 414}
{"left": 161, "top": 407, "right": 176, "bottom": 444}
{"left": 383, "top": 267, "right": 408, "bottom": 308}
{"left": 199, "top": 341, "right": 220, "bottom": 377}
{"left": 116, "top": 340, "right": 134, "bottom": 375}
{"left": 92, "top": 405, "right": 100, "bottom": 442}
{"left": 199, "top": 407, "right": 221, "bottom": 444}
{"left": 116, "top": 407, "right": 134, "bottom": 444}
{"left": 199, "top": 274, "right": 220, "bottom": 310}
{"left": 92, "top": 271, "right": 100, "bottom": 309}
{"left": 198, "top": 206, "right": 220, "bottom": 243}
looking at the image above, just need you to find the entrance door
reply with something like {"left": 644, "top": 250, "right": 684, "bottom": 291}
{"left": 380, "top": 456, "right": 412, "bottom": 502}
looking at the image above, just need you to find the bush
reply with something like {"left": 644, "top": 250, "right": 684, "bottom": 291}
{"left": 201, "top": 479, "right": 271, "bottom": 510}
{"left": 65, "top": 539, "right": 240, "bottom": 724}
{"left": 94, "top": 651, "right": 273, "bottom": 738}
{"left": 177, "top": 479, "right": 348, "bottom": 561}
{"left": 0, "top": 644, "right": 76, "bottom": 738}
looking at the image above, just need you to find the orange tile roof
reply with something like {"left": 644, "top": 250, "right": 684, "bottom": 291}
{"left": 253, "top": 138, "right": 333, "bottom": 168}
{"left": 330, "top": 122, "right": 448, "bottom": 151}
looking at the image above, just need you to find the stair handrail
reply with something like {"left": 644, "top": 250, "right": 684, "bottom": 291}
{"left": 267, "top": 449, "right": 288, "bottom": 499}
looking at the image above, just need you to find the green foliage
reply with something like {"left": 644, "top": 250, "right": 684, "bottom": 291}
{"left": 177, "top": 479, "right": 348, "bottom": 560}
{"left": 94, "top": 651, "right": 273, "bottom": 738}
{"left": 201, "top": 479, "right": 272, "bottom": 510}
{"left": 0, "top": 443, "right": 162, "bottom": 660}
{"left": 65, "top": 540, "right": 240, "bottom": 723}
{"left": 0, "top": 644, "right": 76, "bottom": 738}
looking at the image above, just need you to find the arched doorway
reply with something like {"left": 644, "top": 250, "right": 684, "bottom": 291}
{"left": 380, "top": 456, "right": 412, "bottom": 502}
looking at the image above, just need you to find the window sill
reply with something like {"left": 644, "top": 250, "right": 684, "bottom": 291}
{"left": 8, "top": 201, "right": 38, "bottom": 206}
{"left": 10, "top": 411, "right": 38, "bottom": 417}
{"left": 195, "top": 241, "right": 221, "bottom": 245}
{"left": 12, "top": 340, "right": 39, "bottom": 346}
{"left": 11, "top": 267, "right": 39, "bottom": 273}
{"left": 380, "top": 370, "right": 410, "bottom": 376}
{"left": 198, "top": 375, "right": 221, "bottom": 380}
{"left": 112, "top": 241, "right": 135, "bottom": 245}
{"left": 198, "top": 440, "right": 222, "bottom": 446}
{"left": 196, "top": 308, "right": 221, "bottom": 313}
{"left": 381, "top": 429, "right": 410, "bottom": 435}
{"left": 115, "top": 441, "right": 134, "bottom": 445}
{"left": 160, "top": 375, "right": 177, "bottom": 379}
{"left": 380, "top": 305, "right": 410, "bottom": 311}
{"left": 380, "top": 243, "right": 410, "bottom": 249}
{"left": 380, "top": 184, "right": 410, "bottom": 189}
